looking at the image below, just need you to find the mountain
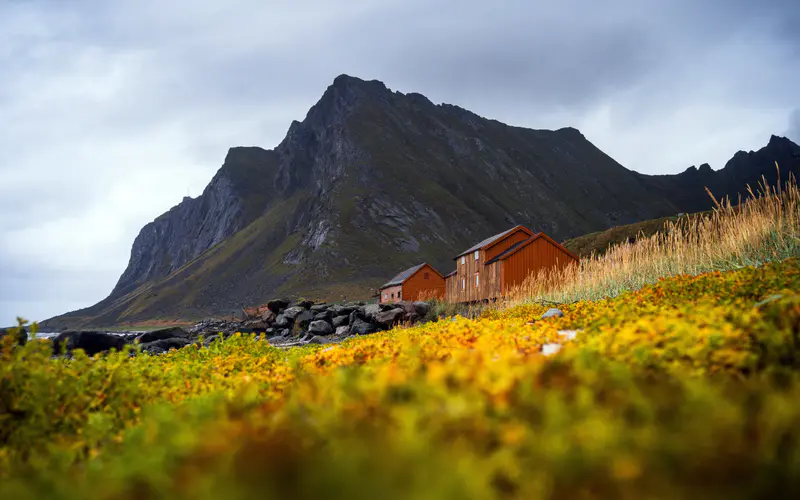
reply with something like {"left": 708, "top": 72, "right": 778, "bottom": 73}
{"left": 41, "top": 75, "right": 800, "bottom": 329}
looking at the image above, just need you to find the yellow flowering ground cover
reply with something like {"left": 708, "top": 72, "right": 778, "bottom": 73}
{"left": 3, "top": 258, "right": 800, "bottom": 499}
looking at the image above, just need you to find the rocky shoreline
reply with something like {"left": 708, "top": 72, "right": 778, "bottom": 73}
{"left": 3, "top": 299, "right": 433, "bottom": 356}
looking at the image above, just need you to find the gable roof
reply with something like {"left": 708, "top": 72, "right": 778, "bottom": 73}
{"left": 380, "top": 263, "right": 443, "bottom": 289}
{"left": 455, "top": 225, "right": 533, "bottom": 258}
{"left": 444, "top": 270, "right": 456, "bottom": 278}
{"left": 485, "top": 232, "right": 580, "bottom": 264}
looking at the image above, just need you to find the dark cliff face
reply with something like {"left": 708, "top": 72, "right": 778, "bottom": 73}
{"left": 43, "top": 75, "right": 800, "bottom": 328}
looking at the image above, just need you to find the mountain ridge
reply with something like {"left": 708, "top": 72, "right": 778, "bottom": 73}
{"left": 41, "top": 75, "right": 800, "bottom": 329}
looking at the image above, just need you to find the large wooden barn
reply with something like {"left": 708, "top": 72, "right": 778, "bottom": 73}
{"left": 379, "top": 263, "right": 445, "bottom": 304}
{"left": 444, "top": 225, "right": 578, "bottom": 303}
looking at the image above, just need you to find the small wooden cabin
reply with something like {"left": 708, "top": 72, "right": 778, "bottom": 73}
{"left": 380, "top": 263, "right": 446, "bottom": 303}
{"left": 446, "top": 225, "right": 578, "bottom": 303}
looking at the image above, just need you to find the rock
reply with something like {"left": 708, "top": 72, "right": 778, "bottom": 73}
{"left": 541, "top": 308, "right": 564, "bottom": 319}
{"left": 264, "top": 328, "right": 277, "bottom": 337}
{"left": 294, "top": 299, "right": 314, "bottom": 309}
{"left": 308, "top": 320, "right": 334, "bottom": 336}
{"left": 278, "top": 329, "right": 291, "bottom": 338}
{"left": 267, "top": 299, "right": 289, "bottom": 314}
{"left": 274, "top": 314, "right": 291, "bottom": 328}
{"left": 203, "top": 334, "right": 220, "bottom": 346}
{"left": 314, "top": 310, "right": 333, "bottom": 322}
{"left": 405, "top": 312, "right": 420, "bottom": 324}
{"left": 350, "top": 318, "right": 377, "bottom": 335}
{"left": 51, "top": 331, "right": 127, "bottom": 356}
{"left": 330, "top": 305, "right": 354, "bottom": 316}
{"left": 295, "top": 310, "right": 315, "bottom": 330}
{"left": 375, "top": 308, "right": 405, "bottom": 328}
{"left": 308, "top": 335, "right": 331, "bottom": 344}
{"left": 135, "top": 327, "right": 189, "bottom": 344}
{"left": 310, "top": 304, "right": 328, "bottom": 312}
{"left": 0, "top": 327, "right": 27, "bottom": 348}
{"left": 332, "top": 315, "right": 349, "bottom": 328}
{"left": 261, "top": 310, "right": 277, "bottom": 325}
{"left": 541, "top": 343, "right": 562, "bottom": 356}
{"left": 413, "top": 301, "right": 430, "bottom": 317}
{"left": 362, "top": 303, "right": 382, "bottom": 320}
{"left": 140, "top": 337, "right": 191, "bottom": 355}
{"left": 282, "top": 306, "right": 306, "bottom": 320}
{"left": 335, "top": 326, "right": 350, "bottom": 336}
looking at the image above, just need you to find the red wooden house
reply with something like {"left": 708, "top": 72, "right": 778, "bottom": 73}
{"left": 445, "top": 225, "right": 578, "bottom": 303}
{"left": 379, "top": 263, "right": 445, "bottom": 303}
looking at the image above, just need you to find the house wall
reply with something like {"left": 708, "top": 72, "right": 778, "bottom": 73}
{"left": 484, "top": 228, "right": 532, "bottom": 262}
{"left": 501, "top": 236, "right": 578, "bottom": 293}
{"left": 484, "top": 261, "right": 503, "bottom": 299}
{"left": 380, "top": 285, "right": 403, "bottom": 303}
{"left": 402, "top": 264, "right": 446, "bottom": 301}
{"left": 450, "top": 247, "right": 484, "bottom": 303}
{"left": 445, "top": 274, "right": 458, "bottom": 302}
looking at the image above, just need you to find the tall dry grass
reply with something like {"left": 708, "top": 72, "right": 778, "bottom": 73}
{"left": 506, "top": 167, "right": 800, "bottom": 306}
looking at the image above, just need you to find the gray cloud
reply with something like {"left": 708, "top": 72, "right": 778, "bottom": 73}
{"left": 1, "top": 0, "right": 799, "bottom": 324}
{"left": 788, "top": 109, "right": 800, "bottom": 143}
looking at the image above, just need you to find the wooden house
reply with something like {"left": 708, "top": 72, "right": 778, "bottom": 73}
{"left": 380, "top": 263, "right": 445, "bottom": 303}
{"left": 445, "top": 225, "right": 578, "bottom": 303}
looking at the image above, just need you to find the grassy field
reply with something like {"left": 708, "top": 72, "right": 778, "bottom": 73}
{"left": 3, "top": 174, "right": 800, "bottom": 499}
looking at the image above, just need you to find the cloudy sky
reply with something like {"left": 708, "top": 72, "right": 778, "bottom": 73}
{"left": 1, "top": 0, "right": 799, "bottom": 326}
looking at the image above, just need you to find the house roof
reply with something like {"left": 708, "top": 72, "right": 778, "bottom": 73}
{"left": 444, "top": 270, "right": 456, "bottom": 278}
{"left": 455, "top": 225, "right": 531, "bottom": 258}
{"left": 381, "top": 263, "right": 443, "bottom": 289}
{"left": 484, "top": 233, "right": 580, "bottom": 264}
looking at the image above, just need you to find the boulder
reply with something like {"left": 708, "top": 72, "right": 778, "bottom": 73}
{"left": 313, "top": 310, "right": 333, "bottom": 322}
{"left": 51, "top": 331, "right": 127, "bottom": 356}
{"left": 310, "top": 304, "right": 328, "bottom": 312}
{"left": 282, "top": 306, "right": 306, "bottom": 320}
{"left": 335, "top": 326, "right": 350, "bottom": 336}
{"left": 261, "top": 310, "right": 277, "bottom": 325}
{"left": 332, "top": 315, "right": 349, "bottom": 328}
{"left": 362, "top": 303, "right": 383, "bottom": 320}
{"left": 274, "top": 314, "right": 292, "bottom": 328}
{"left": 308, "top": 335, "right": 332, "bottom": 344}
{"left": 135, "top": 327, "right": 189, "bottom": 344}
{"left": 140, "top": 337, "right": 191, "bottom": 355}
{"left": 330, "top": 305, "right": 355, "bottom": 316}
{"left": 203, "top": 334, "right": 220, "bottom": 346}
{"left": 413, "top": 301, "right": 431, "bottom": 317}
{"left": 295, "top": 310, "right": 315, "bottom": 330}
{"left": 267, "top": 299, "right": 290, "bottom": 314}
{"left": 541, "top": 308, "right": 565, "bottom": 319}
{"left": 294, "top": 299, "right": 314, "bottom": 309}
{"left": 350, "top": 318, "right": 377, "bottom": 335}
{"left": 375, "top": 308, "right": 406, "bottom": 328}
{"left": 278, "top": 329, "right": 291, "bottom": 338}
{"left": 308, "top": 320, "right": 334, "bottom": 336}
{"left": 0, "top": 327, "right": 27, "bottom": 348}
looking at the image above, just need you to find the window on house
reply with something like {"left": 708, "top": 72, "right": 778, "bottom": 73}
{"left": 461, "top": 256, "right": 465, "bottom": 265}
{"left": 383, "top": 293, "right": 387, "bottom": 301}
{"left": 475, "top": 273, "right": 479, "bottom": 288}
{"left": 461, "top": 278, "right": 465, "bottom": 290}
{"left": 398, "top": 291, "right": 401, "bottom": 299}
{"left": 391, "top": 292, "right": 394, "bottom": 299}
{"left": 474, "top": 250, "right": 479, "bottom": 260}
{"left": 424, "top": 272, "right": 429, "bottom": 280}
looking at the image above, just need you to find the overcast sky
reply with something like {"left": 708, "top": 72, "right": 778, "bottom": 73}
{"left": 1, "top": 0, "right": 799, "bottom": 326}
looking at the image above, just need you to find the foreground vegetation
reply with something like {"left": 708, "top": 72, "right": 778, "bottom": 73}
{"left": 3, "top": 255, "right": 800, "bottom": 498}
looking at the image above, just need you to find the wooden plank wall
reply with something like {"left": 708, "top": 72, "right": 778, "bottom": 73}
{"left": 445, "top": 275, "right": 458, "bottom": 302}
{"left": 402, "top": 264, "right": 446, "bottom": 301}
{"left": 451, "top": 249, "right": 484, "bottom": 302}
{"left": 502, "top": 237, "right": 577, "bottom": 292}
